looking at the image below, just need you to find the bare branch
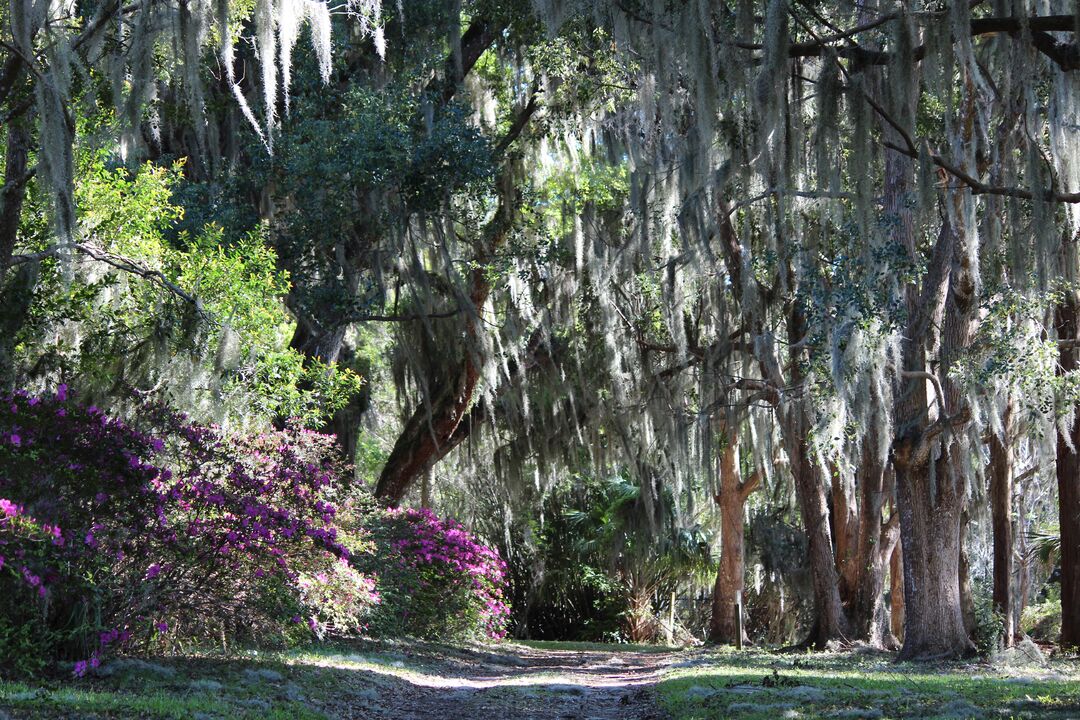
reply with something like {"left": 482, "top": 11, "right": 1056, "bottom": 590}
{"left": 8, "top": 242, "right": 210, "bottom": 320}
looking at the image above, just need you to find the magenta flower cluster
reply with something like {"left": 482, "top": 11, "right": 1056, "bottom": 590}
{"left": 376, "top": 507, "right": 509, "bottom": 640}
{"left": 0, "top": 387, "right": 378, "bottom": 675}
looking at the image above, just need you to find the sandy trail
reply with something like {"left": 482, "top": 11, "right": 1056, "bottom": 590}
{"left": 314, "top": 642, "right": 675, "bottom": 720}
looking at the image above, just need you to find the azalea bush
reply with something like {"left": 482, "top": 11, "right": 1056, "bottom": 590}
{"left": 354, "top": 507, "right": 509, "bottom": 641}
{"left": 0, "top": 387, "right": 378, "bottom": 676}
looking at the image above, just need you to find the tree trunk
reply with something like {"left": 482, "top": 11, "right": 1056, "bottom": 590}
{"left": 839, "top": 418, "right": 899, "bottom": 646}
{"left": 889, "top": 540, "right": 904, "bottom": 644}
{"left": 1056, "top": 299, "right": 1080, "bottom": 650}
{"left": 1015, "top": 481, "right": 1032, "bottom": 637}
{"left": 374, "top": 317, "right": 486, "bottom": 504}
{"left": 0, "top": 118, "right": 30, "bottom": 285}
{"left": 989, "top": 400, "right": 1016, "bottom": 646}
{"left": 794, "top": 456, "right": 851, "bottom": 647}
{"left": 894, "top": 441, "right": 973, "bottom": 660}
{"left": 709, "top": 428, "right": 759, "bottom": 644}
{"left": 778, "top": 306, "right": 851, "bottom": 648}
{"left": 959, "top": 509, "right": 975, "bottom": 639}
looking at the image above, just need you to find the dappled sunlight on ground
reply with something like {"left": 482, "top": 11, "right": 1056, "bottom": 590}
{"left": 4, "top": 640, "right": 1077, "bottom": 719}
{"left": 657, "top": 646, "right": 1080, "bottom": 720}
{"left": 290, "top": 640, "right": 675, "bottom": 718}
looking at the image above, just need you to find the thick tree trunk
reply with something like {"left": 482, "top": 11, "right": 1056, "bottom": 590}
{"left": 374, "top": 288, "right": 488, "bottom": 504}
{"left": 989, "top": 400, "right": 1016, "bottom": 646}
{"left": 709, "top": 429, "right": 759, "bottom": 644}
{"left": 1056, "top": 300, "right": 1080, "bottom": 650}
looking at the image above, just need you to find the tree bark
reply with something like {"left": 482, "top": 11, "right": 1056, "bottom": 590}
{"left": 834, "top": 406, "right": 900, "bottom": 646}
{"left": 709, "top": 427, "right": 760, "bottom": 644}
{"left": 0, "top": 118, "right": 30, "bottom": 285}
{"left": 894, "top": 440, "right": 973, "bottom": 660}
{"left": 374, "top": 268, "right": 492, "bottom": 505}
{"left": 785, "top": 307, "right": 851, "bottom": 648}
{"left": 375, "top": 197, "right": 515, "bottom": 505}
{"left": 989, "top": 399, "right": 1016, "bottom": 646}
{"left": 892, "top": 211, "right": 976, "bottom": 661}
{"left": 959, "top": 509, "right": 975, "bottom": 639}
{"left": 889, "top": 539, "right": 904, "bottom": 643}
{"left": 1056, "top": 299, "right": 1080, "bottom": 650}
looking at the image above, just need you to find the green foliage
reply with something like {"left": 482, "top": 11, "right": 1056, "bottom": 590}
{"left": 1022, "top": 584, "right": 1062, "bottom": 644}
{"left": 243, "top": 84, "right": 495, "bottom": 329}
{"left": 516, "top": 475, "right": 713, "bottom": 643}
{"left": 8, "top": 141, "right": 360, "bottom": 427}
{"left": 534, "top": 159, "right": 629, "bottom": 247}
{"left": 0, "top": 615, "right": 51, "bottom": 678}
{"left": 970, "top": 582, "right": 1005, "bottom": 658}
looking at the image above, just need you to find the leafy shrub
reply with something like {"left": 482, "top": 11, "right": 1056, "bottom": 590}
{"left": 971, "top": 582, "right": 1006, "bottom": 657}
{"left": 0, "top": 387, "right": 378, "bottom": 676}
{"left": 352, "top": 507, "right": 509, "bottom": 641}
{"left": 1022, "top": 583, "right": 1062, "bottom": 644}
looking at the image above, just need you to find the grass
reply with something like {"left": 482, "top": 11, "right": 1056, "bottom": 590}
{"left": 0, "top": 654, "right": 328, "bottom": 719}
{"left": 656, "top": 647, "right": 1080, "bottom": 720}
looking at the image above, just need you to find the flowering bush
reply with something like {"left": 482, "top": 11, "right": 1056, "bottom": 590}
{"left": 353, "top": 507, "right": 509, "bottom": 641}
{"left": 0, "top": 387, "right": 378, "bottom": 675}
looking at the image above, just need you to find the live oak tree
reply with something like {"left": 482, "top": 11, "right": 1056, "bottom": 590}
{"left": 6, "top": 0, "right": 1080, "bottom": 659}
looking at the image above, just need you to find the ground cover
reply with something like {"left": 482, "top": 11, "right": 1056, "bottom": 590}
{"left": 0, "top": 639, "right": 671, "bottom": 719}
{"left": 657, "top": 646, "right": 1080, "bottom": 720}
{"left": 2, "top": 640, "right": 1076, "bottom": 719}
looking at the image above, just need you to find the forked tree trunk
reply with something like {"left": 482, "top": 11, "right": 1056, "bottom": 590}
{"left": 892, "top": 221, "right": 977, "bottom": 660}
{"left": 882, "top": 65, "right": 975, "bottom": 655}
{"left": 1056, "top": 299, "right": 1080, "bottom": 649}
{"left": 989, "top": 400, "right": 1016, "bottom": 646}
{"left": 709, "top": 428, "right": 760, "bottom": 644}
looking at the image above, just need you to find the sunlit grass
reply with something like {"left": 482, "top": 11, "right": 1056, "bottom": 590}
{"left": 657, "top": 648, "right": 1080, "bottom": 720}
{"left": 0, "top": 657, "right": 327, "bottom": 720}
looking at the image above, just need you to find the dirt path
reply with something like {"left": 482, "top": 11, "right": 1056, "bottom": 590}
{"left": 307, "top": 641, "right": 675, "bottom": 720}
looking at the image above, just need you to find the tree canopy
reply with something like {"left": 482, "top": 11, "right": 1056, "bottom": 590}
{"left": 2, "top": 0, "right": 1079, "bottom": 664}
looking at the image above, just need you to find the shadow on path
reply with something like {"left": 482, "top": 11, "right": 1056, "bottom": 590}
{"left": 297, "top": 640, "right": 677, "bottom": 720}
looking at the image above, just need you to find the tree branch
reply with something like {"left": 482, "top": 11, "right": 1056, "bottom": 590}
{"left": 8, "top": 242, "right": 210, "bottom": 320}
{"left": 737, "top": 13, "right": 1080, "bottom": 72}
{"left": 493, "top": 84, "right": 541, "bottom": 157}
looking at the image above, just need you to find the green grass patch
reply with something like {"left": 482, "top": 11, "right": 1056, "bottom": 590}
{"left": 0, "top": 657, "right": 328, "bottom": 719}
{"left": 657, "top": 649, "right": 1080, "bottom": 720}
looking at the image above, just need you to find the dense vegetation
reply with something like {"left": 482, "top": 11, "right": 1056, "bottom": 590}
{"left": 1, "top": 0, "right": 1079, "bottom": 694}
